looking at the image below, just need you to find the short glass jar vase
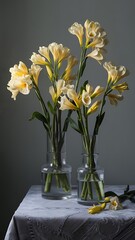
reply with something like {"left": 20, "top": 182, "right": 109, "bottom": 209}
{"left": 41, "top": 134, "right": 72, "bottom": 199}
{"left": 77, "top": 153, "right": 104, "bottom": 205}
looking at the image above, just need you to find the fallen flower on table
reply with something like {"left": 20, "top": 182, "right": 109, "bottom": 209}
{"left": 88, "top": 202, "right": 106, "bottom": 214}
{"left": 88, "top": 196, "right": 123, "bottom": 214}
{"left": 109, "top": 196, "right": 123, "bottom": 210}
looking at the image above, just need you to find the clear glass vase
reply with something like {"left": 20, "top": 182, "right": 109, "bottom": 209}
{"left": 77, "top": 150, "right": 104, "bottom": 205}
{"left": 41, "top": 135, "right": 72, "bottom": 199}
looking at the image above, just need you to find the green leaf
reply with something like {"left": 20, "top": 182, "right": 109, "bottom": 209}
{"left": 63, "top": 110, "right": 72, "bottom": 132}
{"left": 47, "top": 101, "right": 55, "bottom": 115}
{"left": 69, "top": 118, "right": 82, "bottom": 133}
{"left": 80, "top": 80, "right": 88, "bottom": 94}
{"left": 124, "top": 185, "right": 129, "bottom": 194}
{"left": 105, "top": 191, "right": 118, "bottom": 197}
{"left": 29, "top": 111, "right": 50, "bottom": 133}
{"left": 80, "top": 58, "right": 87, "bottom": 77}
{"left": 97, "top": 112, "right": 105, "bottom": 127}
{"left": 29, "top": 111, "right": 46, "bottom": 122}
{"left": 78, "top": 119, "right": 84, "bottom": 134}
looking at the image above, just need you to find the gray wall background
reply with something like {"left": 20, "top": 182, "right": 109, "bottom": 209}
{"left": 1, "top": 0, "right": 135, "bottom": 238}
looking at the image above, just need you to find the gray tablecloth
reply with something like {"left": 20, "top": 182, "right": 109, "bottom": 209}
{"left": 4, "top": 185, "right": 135, "bottom": 240}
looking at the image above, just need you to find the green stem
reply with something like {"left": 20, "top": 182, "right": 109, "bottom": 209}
{"left": 91, "top": 84, "right": 111, "bottom": 156}
{"left": 75, "top": 47, "right": 87, "bottom": 91}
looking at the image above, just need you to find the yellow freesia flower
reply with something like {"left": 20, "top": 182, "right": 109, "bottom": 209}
{"left": 30, "top": 52, "right": 48, "bottom": 65}
{"left": 107, "top": 93, "right": 123, "bottom": 105}
{"left": 7, "top": 75, "right": 32, "bottom": 100}
{"left": 46, "top": 66, "right": 53, "bottom": 80}
{"left": 81, "top": 84, "right": 103, "bottom": 107}
{"left": 87, "top": 48, "right": 104, "bottom": 62}
{"left": 87, "top": 100, "right": 101, "bottom": 115}
{"left": 49, "top": 79, "right": 65, "bottom": 102}
{"left": 38, "top": 46, "right": 50, "bottom": 62}
{"left": 84, "top": 20, "right": 107, "bottom": 48}
{"left": 8, "top": 61, "right": 32, "bottom": 100}
{"left": 67, "top": 89, "right": 82, "bottom": 108}
{"left": 88, "top": 202, "right": 106, "bottom": 214}
{"left": 112, "top": 82, "right": 129, "bottom": 93}
{"left": 63, "top": 72, "right": 77, "bottom": 82}
{"left": 109, "top": 196, "right": 123, "bottom": 210}
{"left": 82, "top": 90, "right": 91, "bottom": 107}
{"left": 66, "top": 55, "right": 78, "bottom": 69}
{"left": 63, "top": 55, "right": 78, "bottom": 81}
{"left": 84, "top": 19, "right": 93, "bottom": 45}
{"left": 91, "top": 86, "right": 104, "bottom": 99}
{"left": 68, "top": 22, "right": 84, "bottom": 46}
{"left": 85, "top": 84, "right": 94, "bottom": 95}
{"left": 29, "top": 64, "right": 42, "bottom": 86}
{"left": 48, "top": 42, "right": 70, "bottom": 63}
{"left": 87, "top": 37, "right": 105, "bottom": 49}
{"left": 61, "top": 84, "right": 74, "bottom": 95}
{"left": 103, "top": 62, "right": 127, "bottom": 84}
{"left": 59, "top": 95, "right": 78, "bottom": 110}
{"left": 9, "top": 61, "right": 29, "bottom": 78}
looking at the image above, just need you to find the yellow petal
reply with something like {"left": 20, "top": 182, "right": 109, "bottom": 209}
{"left": 38, "top": 46, "right": 50, "bottom": 62}
{"left": 82, "top": 90, "right": 91, "bottom": 107}
{"left": 87, "top": 100, "right": 101, "bottom": 115}
{"left": 87, "top": 48, "right": 104, "bottom": 62}
{"left": 49, "top": 86, "right": 56, "bottom": 102}
{"left": 68, "top": 22, "right": 84, "bottom": 46}
{"left": 30, "top": 52, "right": 48, "bottom": 65}
{"left": 108, "top": 94, "right": 123, "bottom": 105}
{"left": 59, "top": 95, "right": 78, "bottom": 110}
{"left": 29, "top": 64, "right": 42, "bottom": 85}
{"left": 88, "top": 202, "right": 106, "bottom": 214}
{"left": 48, "top": 42, "right": 70, "bottom": 63}
{"left": 67, "top": 89, "right": 82, "bottom": 108}
{"left": 112, "top": 82, "right": 129, "bottom": 93}
{"left": 91, "top": 86, "right": 104, "bottom": 98}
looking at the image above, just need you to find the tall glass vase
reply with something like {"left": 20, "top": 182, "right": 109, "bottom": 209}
{"left": 41, "top": 134, "right": 72, "bottom": 199}
{"left": 77, "top": 135, "right": 104, "bottom": 205}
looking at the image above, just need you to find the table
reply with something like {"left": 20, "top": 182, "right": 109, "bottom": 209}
{"left": 4, "top": 185, "right": 135, "bottom": 240}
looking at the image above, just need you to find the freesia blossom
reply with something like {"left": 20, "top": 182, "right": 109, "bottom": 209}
{"left": 49, "top": 79, "right": 65, "bottom": 102}
{"left": 67, "top": 89, "right": 82, "bottom": 108}
{"left": 85, "top": 84, "right": 94, "bottom": 95}
{"left": 112, "top": 82, "right": 129, "bottom": 93}
{"left": 103, "top": 62, "right": 127, "bottom": 84}
{"left": 7, "top": 75, "right": 32, "bottom": 100}
{"left": 29, "top": 64, "right": 42, "bottom": 86}
{"left": 91, "top": 86, "right": 104, "bottom": 98}
{"left": 38, "top": 46, "right": 50, "bottom": 62}
{"left": 88, "top": 202, "right": 106, "bottom": 214}
{"left": 61, "top": 84, "right": 74, "bottom": 94}
{"left": 107, "top": 93, "right": 123, "bottom": 105}
{"left": 63, "top": 55, "right": 78, "bottom": 81}
{"left": 48, "top": 42, "right": 70, "bottom": 63}
{"left": 66, "top": 55, "right": 78, "bottom": 69}
{"left": 82, "top": 90, "right": 91, "bottom": 107}
{"left": 87, "top": 100, "right": 101, "bottom": 115}
{"left": 81, "top": 84, "right": 104, "bottom": 107}
{"left": 63, "top": 72, "right": 77, "bottom": 82}
{"left": 9, "top": 61, "right": 29, "bottom": 78}
{"left": 84, "top": 20, "right": 107, "bottom": 49}
{"left": 46, "top": 66, "right": 53, "bottom": 80}
{"left": 59, "top": 95, "right": 78, "bottom": 110}
{"left": 68, "top": 22, "right": 84, "bottom": 46}
{"left": 87, "top": 48, "right": 104, "bottom": 62}
{"left": 88, "top": 36, "right": 105, "bottom": 49}
{"left": 8, "top": 61, "right": 32, "bottom": 100}
{"left": 109, "top": 196, "right": 123, "bottom": 210}
{"left": 30, "top": 52, "right": 48, "bottom": 65}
